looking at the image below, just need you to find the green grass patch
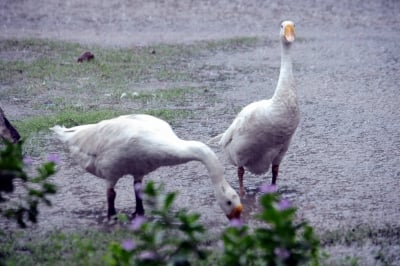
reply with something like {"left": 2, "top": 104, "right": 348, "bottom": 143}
{"left": 14, "top": 109, "right": 124, "bottom": 137}
{"left": 0, "top": 36, "right": 260, "bottom": 86}
{"left": 0, "top": 37, "right": 260, "bottom": 114}
{"left": 0, "top": 38, "right": 194, "bottom": 102}
{"left": 1, "top": 36, "right": 258, "bottom": 141}
{"left": 145, "top": 108, "right": 192, "bottom": 122}
{"left": 117, "top": 86, "right": 196, "bottom": 102}
{"left": 0, "top": 229, "right": 130, "bottom": 266}
{"left": 14, "top": 108, "right": 192, "bottom": 138}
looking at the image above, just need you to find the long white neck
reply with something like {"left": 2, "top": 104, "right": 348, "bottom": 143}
{"left": 178, "top": 140, "right": 240, "bottom": 217}
{"left": 272, "top": 42, "right": 296, "bottom": 103}
{"left": 181, "top": 141, "right": 225, "bottom": 186}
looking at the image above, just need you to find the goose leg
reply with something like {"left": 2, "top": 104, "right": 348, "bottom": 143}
{"left": 107, "top": 187, "right": 117, "bottom": 219}
{"left": 272, "top": 164, "right": 279, "bottom": 185}
{"left": 133, "top": 180, "right": 145, "bottom": 218}
{"left": 238, "top": 166, "right": 245, "bottom": 196}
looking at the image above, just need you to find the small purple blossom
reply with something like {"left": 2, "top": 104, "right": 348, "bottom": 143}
{"left": 229, "top": 218, "right": 243, "bottom": 228}
{"left": 259, "top": 184, "right": 277, "bottom": 194}
{"left": 130, "top": 215, "right": 146, "bottom": 231}
{"left": 122, "top": 239, "right": 136, "bottom": 251}
{"left": 23, "top": 156, "right": 34, "bottom": 165}
{"left": 274, "top": 247, "right": 290, "bottom": 259}
{"left": 277, "top": 198, "right": 291, "bottom": 211}
{"left": 47, "top": 153, "right": 60, "bottom": 164}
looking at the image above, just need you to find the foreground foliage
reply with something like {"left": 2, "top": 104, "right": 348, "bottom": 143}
{"left": 221, "top": 185, "right": 320, "bottom": 266}
{"left": 0, "top": 141, "right": 57, "bottom": 228}
{"left": 103, "top": 182, "right": 321, "bottom": 266}
{"left": 104, "top": 182, "right": 208, "bottom": 266}
{"left": 0, "top": 141, "right": 320, "bottom": 265}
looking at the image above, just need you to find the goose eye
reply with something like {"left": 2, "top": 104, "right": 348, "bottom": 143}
{"left": 226, "top": 200, "right": 232, "bottom": 206}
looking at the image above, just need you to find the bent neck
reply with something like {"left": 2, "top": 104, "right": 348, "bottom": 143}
{"left": 182, "top": 140, "right": 225, "bottom": 185}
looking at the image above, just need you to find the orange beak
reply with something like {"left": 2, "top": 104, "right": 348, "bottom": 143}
{"left": 227, "top": 204, "right": 243, "bottom": 220}
{"left": 284, "top": 24, "right": 295, "bottom": 43}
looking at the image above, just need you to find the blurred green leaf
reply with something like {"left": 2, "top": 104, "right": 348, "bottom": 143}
{"left": 220, "top": 191, "right": 321, "bottom": 266}
{"left": 0, "top": 140, "right": 57, "bottom": 228}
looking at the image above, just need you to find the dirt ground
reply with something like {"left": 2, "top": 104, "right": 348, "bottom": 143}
{"left": 1, "top": 0, "right": 400, "bottom": 264}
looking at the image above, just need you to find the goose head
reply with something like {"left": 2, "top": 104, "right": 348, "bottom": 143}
{"left": 214, "top": 182, "right": 243, "bottom": 220}
{"left": 280, "top": 20, "right": 296, "bottom": 44}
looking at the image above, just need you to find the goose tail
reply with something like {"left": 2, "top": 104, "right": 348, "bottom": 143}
{"left": 50, "top": 125, "right": 73, "bottom": 143}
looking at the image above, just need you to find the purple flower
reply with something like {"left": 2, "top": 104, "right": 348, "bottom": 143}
{"left": 122, "top": 239, "right": 136, "bottom": 251}
{"left": 23, "top": 156, "right": 34, "bottom": 165}
{"left": 130, "top": 215, "right": 146, "bottom": 231}
{"left": 277, "top": 198, "right": 291, "bottom": 211}
{"left": 229, "top": 218, "right": 243, "bottom": 228}
{"left": 274, "top": 247, "right": 290, "bottom": 259}
{"left": 47, "top": 153, "right": 60, "bottom": 164}
{"left": 259, "top": 184, "right": 277, "bottom": 194}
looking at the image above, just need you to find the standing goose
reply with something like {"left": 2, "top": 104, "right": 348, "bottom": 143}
{"left": 51, "top": 114, "right": 242, "bottom": 220}
{"left": 212, "top": 20, "right": 299, "bottom": 196}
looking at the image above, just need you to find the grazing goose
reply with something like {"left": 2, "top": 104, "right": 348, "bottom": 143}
{"left": 0, "top": 107, "right": 21, "bottom": 143}
{"left": 211, "top": 20, "right": 299, "bottom": 196}
{"left": 51, "top": 114, "right": 242, "bottom": 220}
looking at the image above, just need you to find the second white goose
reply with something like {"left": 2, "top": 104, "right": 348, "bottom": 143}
{"left": 212, "top": 20, "right": 300, "bottom": 196}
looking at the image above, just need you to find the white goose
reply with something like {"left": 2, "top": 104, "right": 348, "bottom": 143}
{"left": 51, "top": 114, "right": 242, "bottom": 220}
{"left": 212, "top": 20, "right": 299, "bottom": 196}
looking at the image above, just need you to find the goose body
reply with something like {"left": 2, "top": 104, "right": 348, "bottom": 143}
{"left": 51, "top": 114, "right": 242, "bottom": 220}
{"left": 214, "top": 21, "right": 299, "bottom": 195}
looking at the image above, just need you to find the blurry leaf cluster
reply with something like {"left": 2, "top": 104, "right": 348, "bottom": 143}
{"left": 104, "top": 181, "right": 207, "bottom": 266}
{"left": 221, "top": 191, "right": 321, "bottom": 266}
{"left": 104, "top": 182, "right": 321, "bottom": 266}
{"left": 0, "top": 141, "right": 57, "bottom": 228}
{"left": 0, "top": 141, "right": 321, "bottom": 265}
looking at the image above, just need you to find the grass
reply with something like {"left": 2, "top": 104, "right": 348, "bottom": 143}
{"left": 0, "top": 228, "right": 129, "bottom": 266}
{"left": 0, "top": 36, "right": 259, "bottom": 95}
{"left": 113, "top": 86, "right": 201, "bottom": 103}
{"left": 0, "top": 37, "right": 257, "bottom": 126}
{"left": 0, "top": 37, "right": 245, "bottom": 158}
{"left": 11, "top": 85, "right": 200, "bottom": 139}
{"left": 0, "top": 38, "right": 226, "bottom": 143}
{"left": 14, "top": 108, "right": 192, "bottom": 139}
{"left": 1, "top": 38, "right": 237, "bottom": 139}
{"left": 1, "top": 215, "right": 397, "bottom": 265}
{"left": 14, "top": 109, "right": 125, "bottom": 136}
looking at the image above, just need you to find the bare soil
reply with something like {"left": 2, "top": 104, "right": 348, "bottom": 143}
{"left": 1, "top": 0, "right": 400, "bottom": 264}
